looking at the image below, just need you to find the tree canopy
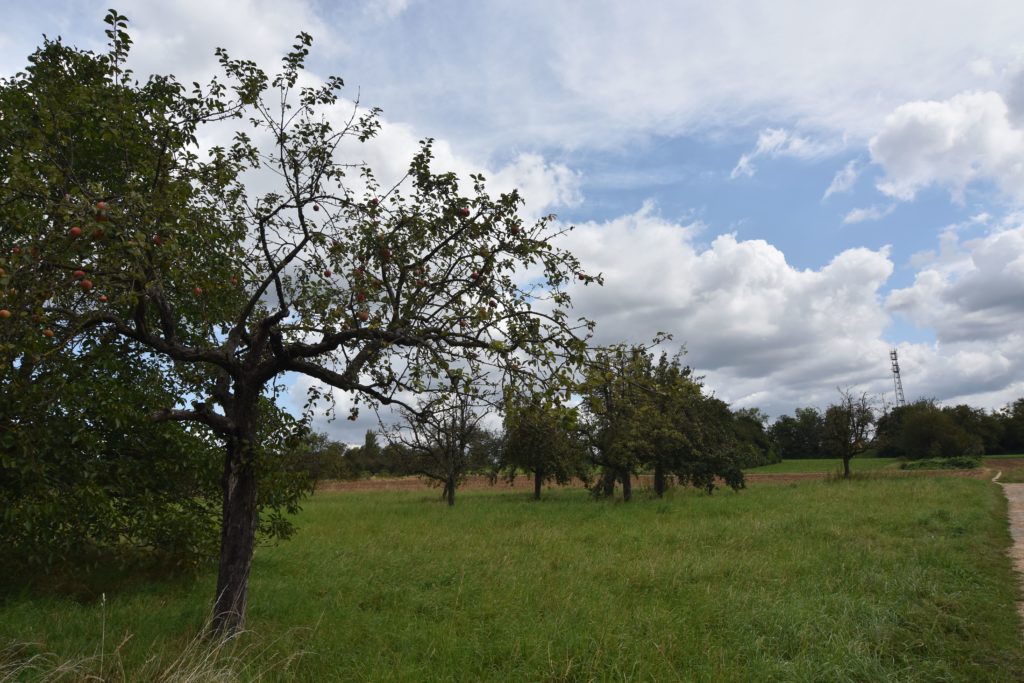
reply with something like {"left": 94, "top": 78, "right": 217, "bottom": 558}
{"left": 579, "top": 342, "right": 745, "bottom": 500}
{"left": 502, "top": 390, "right": 589, "bottom": 499}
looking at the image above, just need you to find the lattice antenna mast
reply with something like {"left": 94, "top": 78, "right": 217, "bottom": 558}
{"left": 889, "top": 349, "right": 906, "bottom": 407}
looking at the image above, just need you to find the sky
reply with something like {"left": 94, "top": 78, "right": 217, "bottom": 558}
{"left": 4, "top": 1, "right": 1024, "bottom": 442}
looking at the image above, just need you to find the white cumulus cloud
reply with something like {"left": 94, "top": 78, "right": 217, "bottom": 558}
{"left": 555, "top": 204, "right": 897, "bottom": 412}
{"left": 870, "top": 91, "right": 1024, "bottom": 202}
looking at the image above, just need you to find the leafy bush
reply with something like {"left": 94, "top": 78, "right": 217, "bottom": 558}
{"left": 900, "top": 456, "right": 981, "bottom": 470}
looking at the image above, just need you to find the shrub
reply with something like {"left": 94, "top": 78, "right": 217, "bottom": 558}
{"left": 900, "top": 456, "right": 981, "bottom": 470}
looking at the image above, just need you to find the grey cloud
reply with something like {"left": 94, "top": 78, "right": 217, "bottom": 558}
{"left": 887, "top": 225, "right": 1024, "bottom": 343}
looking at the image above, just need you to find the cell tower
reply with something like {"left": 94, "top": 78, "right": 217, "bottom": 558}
{"left": 889, "top": 349, "right": 906, "bottom": 407}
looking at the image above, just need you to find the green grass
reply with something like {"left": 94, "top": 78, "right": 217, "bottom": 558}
{"left": 2, "top": 478, "right": 1022, "bottom": 681}
{"left": 745, "top": 457, "right": 902, "bottom": 474}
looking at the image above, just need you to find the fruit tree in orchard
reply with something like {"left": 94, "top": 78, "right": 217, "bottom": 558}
{"left": 0, "top": 12, "right": 594, "bottom": 635}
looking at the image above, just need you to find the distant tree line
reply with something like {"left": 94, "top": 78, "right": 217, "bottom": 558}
{"left": 770, "top": 397, "right": 1024, "bottom": 460}
{"left": 304, "top": 390, "right": 1024, "bottom": 499}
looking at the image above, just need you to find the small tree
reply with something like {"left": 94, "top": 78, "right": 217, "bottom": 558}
{"left": 390, "top": 393, "right": 490, "bottom": 506}
{"left": 502, "top": 392, "right": 588, "bottom": 500}
{"left": 579, "top": 344, "right": 650, "bottom": 501}
{"left": 822, "top": 390, "right": 875, "bottom": 478}
{"left": 640, "top": 350, "right": 707, "bottom": 497}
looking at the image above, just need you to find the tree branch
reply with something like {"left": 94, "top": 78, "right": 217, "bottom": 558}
{"left": 150, "top": 401, "right": 235, "bottom": 434}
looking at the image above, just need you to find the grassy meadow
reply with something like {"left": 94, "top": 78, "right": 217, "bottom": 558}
{"left": 2, "top": 476, "right": 1022, "bottom": 682}
{"left": 744, "top": 456, "right": 902, "bottom": 474}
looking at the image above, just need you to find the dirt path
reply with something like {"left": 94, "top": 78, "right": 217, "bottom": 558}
{"left": 997, "top": 478, "right": 1024, "bottom": 626}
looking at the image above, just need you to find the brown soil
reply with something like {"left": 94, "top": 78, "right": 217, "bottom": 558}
{"left": 984, "top": 458, "right": 1024, "bottom": 470}
{"left": 317, "top": 467, "right": 993, "bottom": 493}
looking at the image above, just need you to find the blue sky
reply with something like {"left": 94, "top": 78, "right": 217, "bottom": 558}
{"left": 5, "top": 1, "right": 1024, "bottom": 441}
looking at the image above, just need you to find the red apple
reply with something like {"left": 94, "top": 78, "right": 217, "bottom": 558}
{"left": 230, "top": 276, "right": 238, "bottom": 285}
{"left": 380, "top": 247, "right": 392, "bottom": 261}
{"left": 470, "top": 271, "right": 480, "bottom": 280}
{"left": 357, "top": 309, "right": 369, "bottom": 322}
{"left": 95, "top": 201, "right": 109, "bottom": 212}
{"left": 80, "top": 279, "right": 93, "bottom": 291}
{"left": 415, "top": 279, "right": 426, "bottom": 287}
{"left": 73, "top": 270, "right": 86, "bottom": 279}
{"left": 43, "top": 328, "right": 54, "bottom": 338}
{"left": 11, "top": 246, "right": 21, "bottom": 255}
{"left": 193, "top": 286, "right": 203, "bottom": 297}
{"left": 69, "top": 226, "right": 83, "bottom": 238}
{"left": 91, "top": 228, "right": 105, "bottom": 239}
{"left": 458, "top": 207, "right": 470, "bottom": 218}
{"left": 369, "top": 198, "right": 379, "bottom": 207}
{"left": 578, "top": 273, "right": 586, "bottom": 280}
{"left": 510, "top": 225, "right": 521, "bottom": 235}
{"left": 98, "top": 294, "right": 109, "bottom": 303}
{"left": 153, "top": 235, "right": 163, "bottom": 246}
{"left": 95, "top": 213, "right": 109, "bottom": 223}
{"left": 313, "top": 204, "right": 321, "bottom": 212}
{"left": 356, "top": 291, "right": 366, "bottom": 303}
{"left": 488, "top": 299, "right": 497, "bottom": 308}
{"left": 0, "top": 309, "right": 11, "bottom": 319}
{"left": 323, "top": 269, "right": 332, "bottom": 277}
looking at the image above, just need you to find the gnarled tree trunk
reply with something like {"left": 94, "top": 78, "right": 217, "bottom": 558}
{"left": 210, "top": 389, "right": 260, "bottom": 637}
{"left": 211, "top": 442, "right": 259, "bottom": 635}
{"left": 533, "top": 468, "right": 543, "bottom": 500}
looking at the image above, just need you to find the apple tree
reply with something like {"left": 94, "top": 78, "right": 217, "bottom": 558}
{"left": 579, "top": 342, "right": 744, "bottom": 500}
{"left": 579, "top": 343, "right": 653, "bottom": 501}
{"left": 501, "top": 391, "right": 589, "bottom": 500}
{"left": 822, "top": 389, "right": 875, "bottom": 478}
{"left": 0, "top": 22, "right": 316, "bottom": 576}
{"left": 388, "top": 391, "right": 494, "bottom": 506}
{"left": 0, "top": 13, "right": 593, "bottom": 634}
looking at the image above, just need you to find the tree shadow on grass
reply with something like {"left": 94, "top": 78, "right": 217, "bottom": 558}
{"left": 0, "top": 547, "right": 208, "bottom": 605}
